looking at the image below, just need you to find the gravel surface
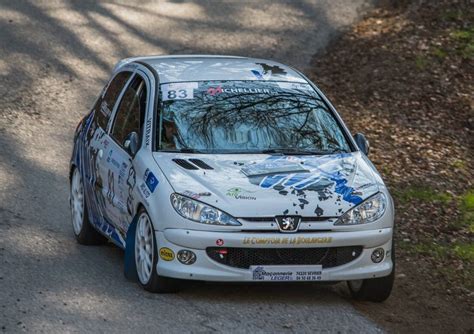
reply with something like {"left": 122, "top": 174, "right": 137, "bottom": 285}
{"left": 0, "top": 1, "right": 380, "bottom": 333}
{"left": 310, "top": 1, "right": 473, "bottom": 332}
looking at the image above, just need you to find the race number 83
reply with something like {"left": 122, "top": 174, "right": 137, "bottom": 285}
{"left": 167, "top": 89, "right": 187, "bottom": 100}
{"left": 162, "top": 82, "right": 197, "bottom": 101}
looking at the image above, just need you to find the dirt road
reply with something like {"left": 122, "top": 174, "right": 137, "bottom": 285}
{"left": 0, "top": 1, "right": 380, "bottom": 332}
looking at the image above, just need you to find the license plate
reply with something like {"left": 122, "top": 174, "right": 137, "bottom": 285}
{"left": 250, "top": 265, "right": 322, "bottom": 281}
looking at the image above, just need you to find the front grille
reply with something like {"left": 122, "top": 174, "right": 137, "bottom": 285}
{"left": 206, "top": 246, "right": 362, "bottom": 269}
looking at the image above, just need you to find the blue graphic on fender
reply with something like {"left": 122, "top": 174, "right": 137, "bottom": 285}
{"left": 144, "top": 169, "right": 159, "bottom": 192}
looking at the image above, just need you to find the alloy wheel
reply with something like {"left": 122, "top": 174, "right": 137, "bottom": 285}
{"left": 135, "top": 212, "right": 154, "bottom": 285}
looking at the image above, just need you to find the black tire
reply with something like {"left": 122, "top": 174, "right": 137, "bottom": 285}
{"left": 347, "top": 241, "right": 395, "bottom": 302}
{"left": 134, "top": 207, "right": 179, "bottom": 293}
{"left": 70, "top": 167, "right": 106, "bottom": 245}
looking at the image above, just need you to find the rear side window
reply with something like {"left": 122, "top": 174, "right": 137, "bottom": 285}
{"left": 111, "top": 75, "right": 147, "bottom": 146}
{"left": 95, "top": 71, "right": 132, "bottom": 129}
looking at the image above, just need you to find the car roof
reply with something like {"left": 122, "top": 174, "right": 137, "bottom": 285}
{"left": 114, "top": 55, "right": 308, "bottom": 84}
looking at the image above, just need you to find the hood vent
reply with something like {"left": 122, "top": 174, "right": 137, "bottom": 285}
{"left": 172, "top": 159, "right": 199, "bottom": 170}
{"left": 189, "top": 159, "right": 214, "bottom": 170}
{"left": 172, "top": 158, "right": 214, "bottom": 170}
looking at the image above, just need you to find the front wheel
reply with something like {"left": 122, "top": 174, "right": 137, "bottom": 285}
{"left": 134, "top": 208, "right": 179, "bottom": 293}
{"left": 347, "top": 242, "right": 395, "bottom": 302}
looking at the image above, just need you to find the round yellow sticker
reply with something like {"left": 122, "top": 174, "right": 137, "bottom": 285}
{"left": 159, "top": 247, "right": 175, "bottom": 261}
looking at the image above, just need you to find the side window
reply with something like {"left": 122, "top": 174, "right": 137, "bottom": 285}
{"left": 111, "top": 75, "right": 147, "bottom": 147}
{"left": 95, "top": 71, "right": 133, "bottom": 129}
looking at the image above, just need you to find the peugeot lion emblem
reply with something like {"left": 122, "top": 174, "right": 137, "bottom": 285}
{"left": 275, "top": 216, "right": 301, "bottom": 233}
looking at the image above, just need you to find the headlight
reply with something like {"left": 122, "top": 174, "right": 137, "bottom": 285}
{"left": 170, "top": 193, "right": 241, "bottom": 226}
{"left": 335, "top": 192, "right": 387, "bottom": 225}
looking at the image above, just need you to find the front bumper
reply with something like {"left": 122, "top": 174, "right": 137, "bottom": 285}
{"left": 155, "top": 228, "right": 393, "bottom": 282}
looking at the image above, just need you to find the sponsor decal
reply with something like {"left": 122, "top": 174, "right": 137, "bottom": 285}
{"left": 145, "top": 118, "right": 152, "bottom": 146}
{"left": 275, "top": 216, "right": 301, "bottom": 232}
{"left": 226, "top": 187, "right": 256, "bottom": 200}
{"left": 144, "top": 169, "right": 159, "bottom": 192}
{"left": 252, "top": 266, "right": 266, "bottom": 280}
{"left": 159, "top": 248, "right": 175, "bottom": 261}
{"left": 139, "top": 182, "right": 151, "bottom": 199}
{"left": 106, "top": 150, "right": 120, "bottom": 169}
{"left": 118, "top": 162, "right": 128, "bottom": 186}
{"left": 251, "top": 265, "right": 322, "bottom": 281}
{"left": 216, "top": 239, "right": 224, "bottom": 246}
{"left": 206, "top": 86, "right": 273, "bottom": 96}
{"left": 106, "top": 170, "right": 115, "bottom": 205}
{"left": 242, "top": 236, "right": 332, "bottom": 245}
{"left": 100, "top": 100, "right": 111, "bottom": 117}
{"left": 161, "top": 82, "right": 198, "bottom": 101}
{"left": 126, "top": 166, "right": 136, "bottom": 215}
{"left": 207, "top": 85, "right": 223, "bottom": 96}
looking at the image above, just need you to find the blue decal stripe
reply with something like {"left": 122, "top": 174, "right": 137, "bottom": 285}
{"left": 259, "top": 174, "right": 287, "bottom": 188}
{"left": 281, "top": 174, "right": 308, "bottom": 187}
{"left": 293, "top": 176, "right": 322, "bottom": 190}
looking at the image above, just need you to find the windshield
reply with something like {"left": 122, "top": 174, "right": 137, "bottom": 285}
{"left": 157, "top": 80, "right": 351, "bottom": 154}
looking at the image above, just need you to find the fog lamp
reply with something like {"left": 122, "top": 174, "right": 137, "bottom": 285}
{"left": 371, "top": 248, "right": 385, "bottom": 263}
{"left": 177, "top": 250, "right": 196, "bottom": 265}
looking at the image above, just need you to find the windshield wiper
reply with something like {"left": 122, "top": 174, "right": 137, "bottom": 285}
{"left": 261, "top": 148, "right": 346, "bottom": 156}
{"left": 159, "top": 148, "right": 204, "bottom": 153}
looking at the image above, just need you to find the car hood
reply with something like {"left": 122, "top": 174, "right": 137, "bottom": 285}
{"left": 153, "top": 152, "right": 381, "bottom": 218}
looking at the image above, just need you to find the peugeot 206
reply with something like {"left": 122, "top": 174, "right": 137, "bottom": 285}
{"left": 69, "top": 55, "right": 395, "bottom": 301}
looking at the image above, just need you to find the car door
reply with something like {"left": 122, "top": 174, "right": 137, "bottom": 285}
{"left": 99, "top": 73, "right": 148, "bottom": 234}
{"left": 83, "top": 70, "right": 133, "bottom": 230}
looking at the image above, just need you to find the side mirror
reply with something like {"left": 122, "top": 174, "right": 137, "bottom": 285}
{"left": 353, "top": 133, "right": 369, "bottom": 155}
{"left": 123, "top": 132, "right": 139, "bottom": 156}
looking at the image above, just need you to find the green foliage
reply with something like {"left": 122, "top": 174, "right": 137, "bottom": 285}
{"left": 401, "top": 240, "right": 473, "bottom": 263}
{"left": 432, "top": 47, "right": 447, "bottom": 59}
{"left": 460, "top": 191, "right": 474, "bottom": 233}
{"left": 453, "top": 243, "right": 474, "bottom": 262}
{"left": 451, "top": 159, "right": 466, "bottom": 169}
{"left": 451, "top": 28, "right": 474, "bottom": 59}
{"left": 415, "top": 55, "right": 428, "bottom": 70}
{"left": 462, "top": 191, "right": 474, "bottom": 211}
{"left": 452, "top": 28, "right": 474, "bottom": 40}
{"left": 409, "top": 241, "right": 449, "bottom": 259}
{"left": 440, "top": 9, "right": 463, "bottom": 21}
{"left": 394, "top": 186, "right": 452, "bottom": 204}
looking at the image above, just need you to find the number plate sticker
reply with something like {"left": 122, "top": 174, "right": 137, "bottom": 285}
{"left": 161, "top": 82, "right": 198, "bottom": 101}
{"left": 250, "top": 265, "right": 322, "bottom": 281}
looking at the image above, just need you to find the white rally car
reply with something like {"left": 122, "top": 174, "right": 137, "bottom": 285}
{"left": 70, "top": 55, "right": 395, "bottom": 301}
